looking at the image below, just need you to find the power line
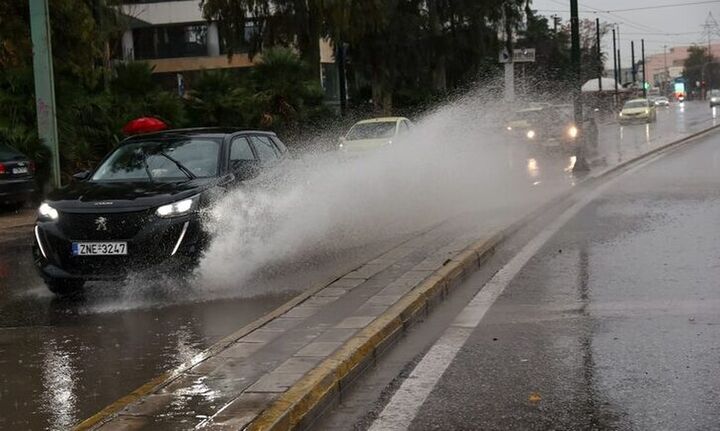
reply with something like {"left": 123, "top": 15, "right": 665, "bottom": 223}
{"left": 539, "top": 0, "right": 720, "bottom": 13}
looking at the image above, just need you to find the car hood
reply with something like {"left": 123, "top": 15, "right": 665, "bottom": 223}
{"left": 342, "top": 138, "right": 392, "bottom": 152}
{"left": 621, "top": 107, "right": 650, "bottom": 115}
{"left": 45, "top": 178, "right": 218, "bottom": 212}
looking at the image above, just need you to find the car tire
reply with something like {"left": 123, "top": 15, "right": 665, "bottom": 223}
{"left": 46, "top": 279, "right": 85, "bottom": 297}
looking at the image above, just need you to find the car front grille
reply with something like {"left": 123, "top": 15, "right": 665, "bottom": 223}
{"left": 57, "top": 209, "right": 154, "bottom": 240}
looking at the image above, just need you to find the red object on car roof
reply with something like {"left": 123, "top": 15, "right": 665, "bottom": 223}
{"left": 122, "top": 117, "right": 168, "bottom": 136}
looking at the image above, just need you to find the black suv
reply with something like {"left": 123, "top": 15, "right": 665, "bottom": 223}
{"left": 33, "top": 128, "right": 288, "bottom": 295}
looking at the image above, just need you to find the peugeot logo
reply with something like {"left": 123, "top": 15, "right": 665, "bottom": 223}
{"left": 95, "top": 217, "right": 108, "bottom": 231}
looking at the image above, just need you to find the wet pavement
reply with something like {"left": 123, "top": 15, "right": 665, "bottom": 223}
{"left": 0, "top": 101, "right": 716, "bottom": 430}
{"left": 330, "top": 115, "right": 720, "bottom": 430}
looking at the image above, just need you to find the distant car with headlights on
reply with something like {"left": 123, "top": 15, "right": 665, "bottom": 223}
{"left": 0, "top": 142, "right": 36, "bottom": 208}
{"left": 33, "top": 128, "right": 288, "bottom": 295}
{"left": 619, "top": 98, "right": 657, "bottom": 124}
{"left": 507, "top": 105, "right": 587, "bottom": 151}
{"left": 709, "top": 89, "right": 720, "bottom": 107}
{"left": 652, "top": 96, "right": 670, "bottom": 107}
{"left": 338, "top": 117, "right": 413, "bottom": 153}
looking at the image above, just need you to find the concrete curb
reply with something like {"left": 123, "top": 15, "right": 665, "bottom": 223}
{"left": 240, "top": 123, "right": 720, "bottom": 431}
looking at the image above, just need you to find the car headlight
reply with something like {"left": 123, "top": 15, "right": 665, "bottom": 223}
{"left": 526, "top": 130, "right": 536, "bottom": 139}
{"left": 568, "top": 126, "right": 578, "bottom": 138}
{"left": 156, "top": 195, "right": 199, "bottom": 218}
{"left": 644, "top": 109, "right": 649, "bottom": 114}
{"left": 506, "top": 126, "right": 512, "bottom": 131}
{"left": 619, "top": 112, "right": 623, "bottom": 117}
{"left": 38, "top": 202, "right": 59, "bottom": 221}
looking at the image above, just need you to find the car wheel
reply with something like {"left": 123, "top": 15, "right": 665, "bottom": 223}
{"left": 45, "top": 279, "right": 85, "bottom": 297}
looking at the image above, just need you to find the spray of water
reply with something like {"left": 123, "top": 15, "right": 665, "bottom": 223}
{"left": 197, "top": 85, "right": 561, "bottom": 294}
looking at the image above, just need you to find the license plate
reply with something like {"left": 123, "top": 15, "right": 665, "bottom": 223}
{"left": 72, "top": 242, "right": 127, "bottom": 256}
{"left": 12, "top": 167, "right": 28, "bottom": 174}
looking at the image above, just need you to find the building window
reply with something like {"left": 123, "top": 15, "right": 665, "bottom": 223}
{"left": 134, "top": 23, "right": 208, "bottom": 60}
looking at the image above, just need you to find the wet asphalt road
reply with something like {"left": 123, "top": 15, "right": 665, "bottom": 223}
{"left": 322, "top": 114, "right": 720, "bottom": 430}
{"left": 0, "top": 102, "right": 716, "bottom": 430}
{"left": 405, "top": 126, "right": 720, "bottom": 431}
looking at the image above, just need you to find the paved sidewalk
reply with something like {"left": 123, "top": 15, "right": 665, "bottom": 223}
{"left": 0, "top": 209, "right": 34, "bottom": 243}
{"left": 87, "top": 215, "right": 512, "bottom": 430}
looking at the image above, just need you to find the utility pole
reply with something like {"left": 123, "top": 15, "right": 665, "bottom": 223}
{"left": 631, "top": 40, "right": 637, "bottom": 88}
{"left": 571, "top": 0, "right": 588, "bottom": 172}
{"left": 502, "top": 4, "right": 515, "bottom": 102}
{"left": 613, "top": 28, "right": 618, "bottom": 104}
{"left": 596, "top": 18, "right": 602, "bottom": 91}
{"left": 336, "top": 43, "right": 348, "bottom": 116}
{"left": 641, "top": 39, "right": 647, "bottom": 98}
{"left": 617, "top": 25, "right": 622, "bottom": 85}
{"left": 29, "top": 0, "right": 61, "bottom": 188}
{"left": 663, "top": 44, "right": 668, "bottom": 93}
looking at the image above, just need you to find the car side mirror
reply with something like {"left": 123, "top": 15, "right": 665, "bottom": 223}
{"left": 72, "top": 170, "right": 90, "bottom": 181}
{"left": 230, "top": 159, "right": 261, "bottom": 181}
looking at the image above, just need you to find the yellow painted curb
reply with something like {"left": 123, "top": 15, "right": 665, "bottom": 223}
{"left": 245, "top": 234, "right": 500, "bottom": 431}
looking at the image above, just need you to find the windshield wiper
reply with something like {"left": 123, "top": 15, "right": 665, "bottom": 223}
{"left": 157, "top": 152, "right": 196, "bottom": 180}
{"left": 140, "top": 150, "right": 154, "bottom": 183}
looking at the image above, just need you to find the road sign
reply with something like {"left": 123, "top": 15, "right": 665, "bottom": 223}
{"left": 498, "top": 48, "right": 536, "bottom": 63}
{"left": 513, "top": 48, "right": 536, "bottom": 63}
{"left": 499, "top": 48, "right": 511, "bottom": 63}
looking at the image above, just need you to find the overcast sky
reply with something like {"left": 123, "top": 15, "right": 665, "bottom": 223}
{"left": 530, "top": 0, "right": 719, "bottom": 67}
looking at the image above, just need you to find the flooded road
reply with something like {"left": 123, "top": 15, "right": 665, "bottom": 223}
{"left": 0, "top": 101, "right": 716, "bottom": 430}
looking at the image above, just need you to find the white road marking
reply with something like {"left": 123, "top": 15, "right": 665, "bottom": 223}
{"left": 368, "top": 161, "right": 654, "bottom": 431}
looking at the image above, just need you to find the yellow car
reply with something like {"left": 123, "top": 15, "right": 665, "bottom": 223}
{"left": 619, "top": 98, "right": 657, "bottom": 124}
{"left": 339, "top": 117, "right": 413, "bottom": 153}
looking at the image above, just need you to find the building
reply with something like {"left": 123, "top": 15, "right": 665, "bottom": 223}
{"left": 643, "top": 43, "right": 720, "bottom": 86}
{"left": 116, "top": 1, "right": 338, "bottom": 97}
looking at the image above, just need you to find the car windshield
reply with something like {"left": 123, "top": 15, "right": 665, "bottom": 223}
{"left": 91, "top": 137, "right": 221, "bottom": 182}
{"left": 346, "top": 122, "right": 397, "bottom": 140}
{"left": 710, "top": 90, "right": 720, "bottom": 97}
{"left": 0, "top": 143, "right": 24, "bottom": 160}
{"left": 624, "top": 100, "right": 648, "bottom": 109}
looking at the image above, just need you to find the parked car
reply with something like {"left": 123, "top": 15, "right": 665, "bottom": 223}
{"left": 619, "top": 98, "right": 657, "bottom": 124}
{"left": 709, "top": 89, "right": 720, "bottom": 108}
{"left": 339, "top": 117, "right": 414, "bottom": 153}
{"left": 33, "top": 128, "right": 288, "bottom": 295}
{"left": 0, "top": 142, "right": 35, "bottom": 208}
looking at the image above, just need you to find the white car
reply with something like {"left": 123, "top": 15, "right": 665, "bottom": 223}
{"left": 709, "top": 89, "right": 720, "bottom": 108}
{"left": 339, "top": 117, "right": 414, "bottom": 153}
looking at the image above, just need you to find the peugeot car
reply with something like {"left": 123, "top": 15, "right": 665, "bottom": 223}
{"left": 33, "top": 128, "right": 288, "bottom": 295}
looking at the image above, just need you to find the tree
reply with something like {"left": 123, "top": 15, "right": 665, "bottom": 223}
{"left": 683, "top": 45, "right": 719, "bottom": 94}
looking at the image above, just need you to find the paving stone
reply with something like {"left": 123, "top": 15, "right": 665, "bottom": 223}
{"left": 245, "top": 371, "right": 302, "bottom": 393}
{"left": 329, "top": 277, "right": 366, "bottom": 288}
{"left": 273, "top": 356, "right": 322, "bottom": 374}
{"left": 304, "top": 295, "right": 340, "bottom": 306}
{"left": 315, "top": 287, "right": 350, "bottom": 297}
{"left": 283, "top": 304, "right": 321, "bottom": 318}
{"left": 294, "top": 341, "right": 343, "bottom": 357}
{"left": 355, "top": 304, "right": 389, "bottom": 317}
{"left": 218, "top": 342, "right": 265, "bottom": 359}
{"left": 344, "top": 263, "right": 389, "bottom": 279}
{"left": 366, "top": 294, "right": 404, "bottom": 306}
{"left": 206, "top": 393, "right": 276, "bottom": 430}
{"left": 261, "top": 317, "right": 302, "bottom": 331}
{"left": 313, "top": 328, "right": 357, "bottom": 343}
{"left": 97, "top": 415, "right": 194, "bottom": 431}
{"left": 240, "top": 329, "right": 284, "bottom": 344}
{"left": 335, "top": 316, "right": 375, "bottom": 329}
